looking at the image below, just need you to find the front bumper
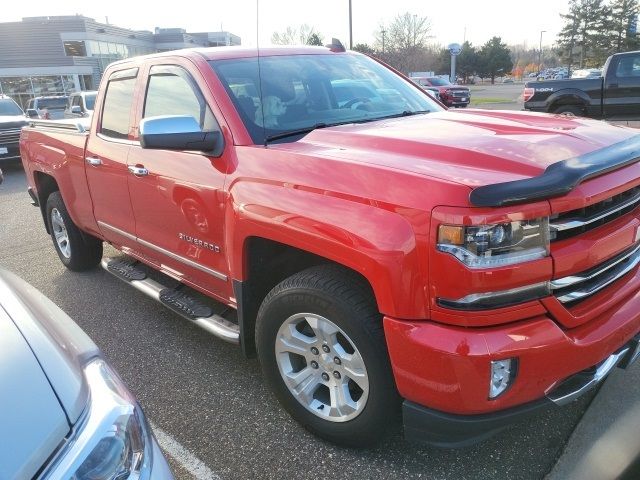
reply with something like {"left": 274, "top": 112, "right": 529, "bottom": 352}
{"left": 0, "top": 141, "right": 20, "bottom": 163}
{"left": 402, "top": 335, "right": 639, "bottom": 447}
{"left": 384, "top": 284, "right": 640, "bottom": 445}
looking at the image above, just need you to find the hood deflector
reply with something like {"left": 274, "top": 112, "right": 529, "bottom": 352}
{"left": 470, "top": 135, "right": 640, "bottom": 207}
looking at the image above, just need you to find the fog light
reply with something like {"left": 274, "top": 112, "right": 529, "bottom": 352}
{"left": 489, "top": 358, "right": 518, "bottom": 399}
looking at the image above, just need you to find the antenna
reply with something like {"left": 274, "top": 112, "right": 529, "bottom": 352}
{"left": 256, "top": 0, "right": 267, "bottom": 146}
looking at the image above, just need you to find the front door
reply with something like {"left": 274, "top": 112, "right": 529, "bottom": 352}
{"left": 603, "top": 52, "right": 640, "bottom": 119}
{"left": 126, "top": 62, "right": 231, "bottom": 300}
{"left": 85, "top": 67, "right": 139, "bottom": 248}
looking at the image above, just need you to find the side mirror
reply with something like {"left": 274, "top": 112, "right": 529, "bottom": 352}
{"left": 26, "top": 109, "right": 39, "bottom": 118}
{"left": 139, "top": 115, "right": 222, "bottom": 155}
{"left": 70, "top": 105, "right": 82, "bottom": 115}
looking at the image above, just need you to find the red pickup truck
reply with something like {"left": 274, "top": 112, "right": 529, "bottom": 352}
{"left": 19, "top": 45, "right": 640, "bottom": 448}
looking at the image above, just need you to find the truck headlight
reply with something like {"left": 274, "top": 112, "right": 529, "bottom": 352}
{"left": 437, "top": 218, "right": 550, "bottom": 268}
{"left": 44, "top": 359, "right": 152, "bottom": 479}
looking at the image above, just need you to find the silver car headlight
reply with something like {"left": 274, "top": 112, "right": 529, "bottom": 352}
{"left": 437, "top": 218, "right": 550, "bottom": 268}
{"left": 44, "top": 359, "right": 152, "bottom": 480}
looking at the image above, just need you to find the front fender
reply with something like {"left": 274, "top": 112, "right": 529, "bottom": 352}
{"left": 227, "top": 180, "right": 429, "bottom": 319}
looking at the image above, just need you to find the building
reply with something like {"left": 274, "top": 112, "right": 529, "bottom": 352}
{"left": 0, "top": 16, "right": 240, "bottom": 109}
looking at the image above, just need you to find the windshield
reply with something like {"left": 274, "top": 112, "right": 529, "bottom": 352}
{"left": 426, "top": 77, "right": 451, "bottom": 86}
{"left": 0, "top": 98, "right": 24, "bottom": 116}
{"left": 84, "top": 93, "right": 97, "bottom": 111}
{"left": 37, "top": 97, "right": 68, "bottom": 109}
{"left": 210, "top": 53, "right": 441, "bottom": 144}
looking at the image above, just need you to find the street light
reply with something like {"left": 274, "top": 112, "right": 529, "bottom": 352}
{"left": 538, "top": 30, "right": 546, "bottom": 75}
{"left": 349, "top": 0, "right": 353, "bottom": 49}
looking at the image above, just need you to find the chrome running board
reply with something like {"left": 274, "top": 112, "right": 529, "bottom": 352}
{"left": 101, "top": 258, "right": 239, "bottom": 344}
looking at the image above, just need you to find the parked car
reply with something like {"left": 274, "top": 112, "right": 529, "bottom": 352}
{"left": 571, "top": 68, "right": 602, "bottom": 79}
{"left": 19, "top": 45, "right": 640, "bottom": 448}
{"left": 524, "top": 51, "right": 639, "bottom": 118}
{"left": 0, "top": 263, "right": 174, "bottom": 479}
{"left": 26, "top": 96, "right": 68, "bottom": 120}
{"left": 409, "top": 78, "right": 441, "bottom": 100}
{"left": 0, "top": 95, "right": 28, "bottom": 164}
{"left": 64, "top": 91, "right": 98, "bottom": 119}
{"left": 502, "top": 77, "right": 514, "bottom": 83}
{"left": 410, "top": 76, "right": 470, "bottom": 107}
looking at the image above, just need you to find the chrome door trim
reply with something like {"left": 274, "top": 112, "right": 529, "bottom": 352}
{"left": 98, "top": 221, "right": 137, "bottom": 241}
{"left": 137, "top": 237, "right": 227, "bottom": 281}
{"left": 97, "top": 221, "right": 227, "bottom": 281}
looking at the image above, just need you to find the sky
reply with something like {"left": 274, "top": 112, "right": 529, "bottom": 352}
{"left": 3, "top": 0, "right": 567, "bottom": 49}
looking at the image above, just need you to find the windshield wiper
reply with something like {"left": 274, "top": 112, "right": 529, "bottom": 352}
{"left": 264, "top": 123, "right": 328, "bottom": 144}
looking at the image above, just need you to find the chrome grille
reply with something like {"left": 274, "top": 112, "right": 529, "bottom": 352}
{"left": 552, "top": 243, "right": 640, "bottom": 304}
{"left": 0, "top": 128, "right": 21, "bottom": 144}
{"left": 452, "top": 91, "right": 469, "bottom": 97}
{"left": 550, "top": 185, "right": 640, "bottom": 241}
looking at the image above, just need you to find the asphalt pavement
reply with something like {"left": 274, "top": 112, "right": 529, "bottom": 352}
{"left": 0, "top": 162, "right": 593, "bottom": 480}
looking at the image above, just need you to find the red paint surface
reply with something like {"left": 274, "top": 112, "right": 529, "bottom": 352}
{"left": 19, "top": 46, "right": 640, "bottom": 416}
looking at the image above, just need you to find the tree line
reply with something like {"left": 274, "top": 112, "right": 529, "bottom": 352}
{"left": 557, "top": 0, "right": 639, "bottom": 69}
{"left": 270, "top": 2, "right": 638, "bottom": 81}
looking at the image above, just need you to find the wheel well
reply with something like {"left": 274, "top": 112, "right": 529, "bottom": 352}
{"left": 33, "top": 172, "right": 59, "bottom": 233}
{"left": 549, "top": 98, "right": 586, "bottom": 113}
{"left": 236, "top": 237, "right": 376, "bottom": 357}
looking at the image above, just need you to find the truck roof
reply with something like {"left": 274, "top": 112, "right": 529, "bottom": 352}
{"left": 106, "top": 45, "right": 352, "bottom": 70}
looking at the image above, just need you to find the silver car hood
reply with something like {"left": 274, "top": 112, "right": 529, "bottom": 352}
{"left": 0, "top": 306, "right": 69, "bottom": 479}
{"left": 0, "top": 270, "right": 101, "bottom": 477}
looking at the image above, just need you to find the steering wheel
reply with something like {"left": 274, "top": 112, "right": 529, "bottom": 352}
{"left": 342, "top": 97, "right": 372, "bottom": 109}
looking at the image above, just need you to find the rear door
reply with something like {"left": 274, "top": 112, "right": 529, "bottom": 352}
{"left": 85, "top": 67, "right": 139, "bottom": 248}
{"left": 603, "top": 52, "right": 640, "bottom": 119}
{"left": 126, "top": 60, "right": 232, "bottom": 300}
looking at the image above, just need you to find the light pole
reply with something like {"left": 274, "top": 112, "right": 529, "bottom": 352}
{"left": 348, "top": 0, "right": 353, "bottom": 49}
{"left": 538, "top": 30, "right": 546, "bottom": 75}
{"left": 381, "top": 28, "right": 386, "bottom": 54}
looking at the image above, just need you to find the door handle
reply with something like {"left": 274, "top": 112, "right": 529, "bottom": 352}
{"left": 128, "top": 165, "right": 149, "bottom": 177}
{"left": 609, "top": 83, "right": 619, "bottom": 88}
{"left": 85, "top": 157, "right": 102, "bottom": 166}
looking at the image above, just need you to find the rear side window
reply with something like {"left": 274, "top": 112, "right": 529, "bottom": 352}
{"left": 101, "top": 68, "right": 138, "bottom": 139}
{"left": 615, "top": 54, "right": 640, "bottom": 78}
{"left": 143, "top": 65, "right": 217, "bottom": 131}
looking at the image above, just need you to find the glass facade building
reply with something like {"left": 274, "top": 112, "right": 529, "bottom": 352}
{"left": 0, "top": 16, "right": 240, "bottom": 110}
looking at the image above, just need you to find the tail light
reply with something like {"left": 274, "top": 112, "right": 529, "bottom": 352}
{"left": 523, "top": 88, "right": 535, "bottom": 102}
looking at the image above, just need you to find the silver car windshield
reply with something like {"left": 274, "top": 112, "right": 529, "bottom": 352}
{"left": 210, "top": 53, "right": 442, "bottom": 144}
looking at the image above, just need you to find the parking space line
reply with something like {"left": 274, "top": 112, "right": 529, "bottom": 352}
{"left": 151, "top": 422, "right": 221, "bottom": 480}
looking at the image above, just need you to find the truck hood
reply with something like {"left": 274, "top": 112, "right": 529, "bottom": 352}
{"left": 288, "top": 109, "right": 639, "bottom": 189}
{"left": 0, "top": 305, "right": 69, "bottom": 480}
{"left": 0, "top": 115, "right": 28, "bottom": 128}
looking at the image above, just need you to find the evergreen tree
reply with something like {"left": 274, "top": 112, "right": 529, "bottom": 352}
{"left": 610, "top": 0, "right": 640, "bottom": 52}
{"left": 477, "top": 37, "right": 513, "bottom": 84}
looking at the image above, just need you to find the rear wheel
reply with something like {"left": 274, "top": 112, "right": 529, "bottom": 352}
{"left": 46, "top": 191, "right": 102, "bottom": 271}
{"left": 256, "top": 265, "right": 399, "bottom": 447}
{"left": 553, "top": 105, "right": 584, "bottom": 117}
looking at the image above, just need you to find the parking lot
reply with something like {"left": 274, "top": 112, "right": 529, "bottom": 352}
{"left": 0, "top": 160, "right": 595, "bottom": 480}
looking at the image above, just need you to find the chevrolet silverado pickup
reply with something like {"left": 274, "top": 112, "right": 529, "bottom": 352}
{"left": 20, "top": 45, "right": 640, "bottom": 448}
{"left": 524, "top": 50, "right": 640, "bottom": 119}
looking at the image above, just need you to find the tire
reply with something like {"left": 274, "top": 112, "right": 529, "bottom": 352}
{"left": 553, "top": 105, "right": 584, "bottom": 117}
{"left": 46, "top": 191, "right": 103, "bottom": 271}
{"left": 256, "top": 265, "right": 399, "bottom": 447}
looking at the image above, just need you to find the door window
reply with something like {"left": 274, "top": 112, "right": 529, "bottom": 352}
{"left": 100, "top": 68, "right": 138, "bottom": 139}
{"left": 615, "top": 54, "right": 640, "bottom": 78}
{"left": 143, "top": 65, "right": 218, "bottom": 132}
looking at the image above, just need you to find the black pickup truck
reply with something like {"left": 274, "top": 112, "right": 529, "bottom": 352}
{"left": 524, "top": 50, "right": 640, "bottom": 119}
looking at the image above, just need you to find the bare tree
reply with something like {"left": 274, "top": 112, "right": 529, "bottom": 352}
{"left": 373, "top": 13, "right": 433, "bottom": 73}
{"left": 271, "top": 24, "right": 323, "bottom": 45}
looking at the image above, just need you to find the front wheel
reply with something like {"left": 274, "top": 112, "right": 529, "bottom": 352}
{"left": 256, "top": 265, "right": 399, "bottom": 447}
{"left": 46, "top": 191, "right": 103, "bottom": 271}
